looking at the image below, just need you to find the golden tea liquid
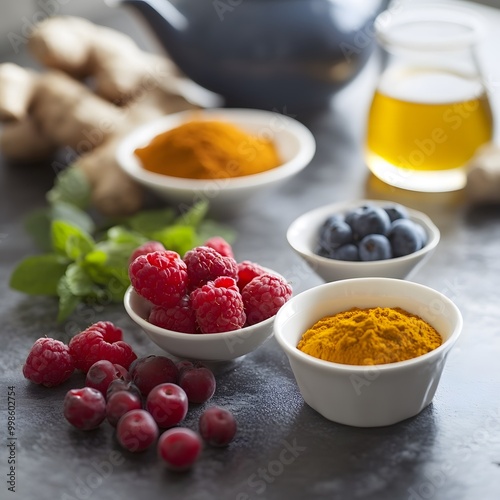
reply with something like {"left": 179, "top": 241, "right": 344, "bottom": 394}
{"left": 365, "top": 69, "right": 493, "bottom": 191}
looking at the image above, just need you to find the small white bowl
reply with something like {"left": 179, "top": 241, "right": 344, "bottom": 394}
{"left": 274, "top": 278, "right": 462, "bottom": 427}
{"left": 287, "top": 199, "right": 440, "bottom": 282}
{"left": 116, "top": 108, "right": 316, "bottom": 212}
{"left": 124, "top": 287, "right": 276, "bottom": 362}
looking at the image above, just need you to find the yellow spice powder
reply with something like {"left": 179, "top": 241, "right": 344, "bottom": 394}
{"left": 297, "top": 307, "right": 442, "bottom": 366}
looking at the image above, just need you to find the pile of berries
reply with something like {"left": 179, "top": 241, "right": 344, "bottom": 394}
{"left": 316, "top": 203, "right": 428, "bottom": 262}
{"left": 129, "top": 237, "right": 293, "bottom": 334}
{"left": 23, "top": 324, "right": 237, "bottom": 470}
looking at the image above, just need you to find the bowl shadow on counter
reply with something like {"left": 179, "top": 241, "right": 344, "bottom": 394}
{"left": 283, "top": 402, "right": 439, "bottom": 496}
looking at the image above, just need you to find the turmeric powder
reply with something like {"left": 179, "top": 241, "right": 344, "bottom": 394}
{"left": 297, "top": 307, "right": 442, "bottom": 365}
{"left": 135, "top": 119, "right": 281, "bottom": 180}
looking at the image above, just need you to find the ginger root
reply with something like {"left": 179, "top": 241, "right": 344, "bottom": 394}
{"left": 0, "top": 16, "right": 200, "bottom": 216}
{"left": 466, "top": 143, "right": 500, "bottom": 204}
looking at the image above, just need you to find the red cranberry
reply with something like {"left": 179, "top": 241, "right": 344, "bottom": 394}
{"left": 131, "top": 355, "right": 179, "bottom": 396}
{"left": 199, "top": 407, "right": 237, "bottom": 447}
{"left": 106, "top": 379, "right": 142, "bottom": 401}
{"left": 106, "top": 391, "right": 142, "bottom": 427}
{"left": 85, "top": 360, "right": 129, "bottom": 396}
{"left": 116, "top": 409, "right": 159, "bottom": 452}
{"left": 175, "top": 360, "right": 194, "bottom": 375}
{"left": 178, "top": 364, "right": 216, "bottom": 404}
{"left": 157, "top": 428, "right": 202, "bottom": 471}
{"left": 63, "top": 387, "right": 106, "bottom": 430}
{"left": 146, "top": 383, "right": 188, "bottom": 428}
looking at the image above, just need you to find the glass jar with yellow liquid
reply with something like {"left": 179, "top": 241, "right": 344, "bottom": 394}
{"left": 365, "top": 5, "right": 493, "bottom": 192}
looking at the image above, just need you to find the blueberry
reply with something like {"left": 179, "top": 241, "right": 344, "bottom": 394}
{"left": 316, "top": 245, "right": 336, "bottom": 259}
{"left": 349, "top": 205, "right": 391, "bottom": 241}
{"left": 414, "top": 223, "right": 427, "bottom": 249}
{"left": 359, "top": 234, "right": 392, "bottom": 261}
{"left": 344, "top": 208, "right": 363, "bottom": 230}
{"left": 383, "top": 204, "right": 409, "bottom": 223}
{"left": 332, "top": 244, "right": 359, "bottom": 261}
{"left": 388, "top": 219, "right": 423, "bottom": 257}
{"left": 319, "top": 217, "right": 352, "bottom": 250}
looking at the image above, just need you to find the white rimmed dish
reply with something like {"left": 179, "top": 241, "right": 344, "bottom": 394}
{"left": 116, "top": 108, "right": 316, "bottom": 212}
{"left": 124, "top": 285, "right": 276, "bottom": 362}
{"left": 274, "top": 277, "right": 462, "bottom": 427}
{"left": 286, "top": 199, "right": 440, "bottom": 282}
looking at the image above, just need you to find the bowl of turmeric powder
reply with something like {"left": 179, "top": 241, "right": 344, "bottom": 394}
{"left": 116, "top": 108, "right": 316, "bottom": 212}
{"left": 274, "top": 277, "right": 462, "bottom": 427}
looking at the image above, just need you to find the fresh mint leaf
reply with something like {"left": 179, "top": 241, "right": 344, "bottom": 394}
{"left": 52, "top": 220, "right": 94, "bottom": 260}
{"left": 47, "top": 166, "right": 91, "bottom": 210}
{"left": 152, "top": 225, "right": 197, "bottom": 256}
{"left": 9, "top": 254, "right": 69, "bottom": 296}
{"left": 107, "top": 226, "right": 146, "bottom": 246}
{"left": 57, "top": 275, "right": 80, "bottom": 322}
{"left": 175, "top": 200, "right": 209, "bottom": 228}
{"left": 51, "top": 201, "right": 95, "bottom": 235}
{"left": 83, "top": 241, "right": 131, "bottom": 295}
{"left": 24, "top": 209, "right": 52, "bottom": 252}
{"left": 126, "top": 207, "right": 176, "bottom": 236}
{"left": 64, "top": 263, "right": 96, "bottom": 297}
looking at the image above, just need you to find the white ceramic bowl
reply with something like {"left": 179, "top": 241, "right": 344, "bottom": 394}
{"left": 116, "top": 108, "right": 316, "bottom": 212}
{"left": 124, "top": 286, "right": 276, "bottom": 362}
{"left": 274, "top": 278, "right": 462, "bottom": 427}
{"left": 287, "top": 199, "right": 440, "bottom": 282}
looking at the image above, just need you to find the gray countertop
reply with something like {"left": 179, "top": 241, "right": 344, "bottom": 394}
{"left": 1, "top": 5, "right": 500, "bottom": 500}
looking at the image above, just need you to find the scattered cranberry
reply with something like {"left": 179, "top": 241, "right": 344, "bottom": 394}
{"left": 146, "top": 383, "right": 188, "bottom": 428}
{"left": 199, "top": 407, "right": 237, "bottom": 447}
{"left": 106, "top": 391, "right": 142, "bottom": 427}
{"left": 116, "top": 409, "right": 158, "bottom": 452}
{"left": 63, "top": 387, "right": 106, "bottom": 430}
{"left": 131, "top": 355, "right": 179, "bottom": 396}
{"left": 85, "top": 360, "right": 129, "bottom": 395}
{"left": 175, "top": 360, "right": 194, "bottom": 375}
{"left": 157, "top": 428, "right": 202, "bottom": 471}
{"left": 178, "top": 364, "right": 216, "bottom": 404}
{"left": 106, "top": 379, "right": 142, "bottom": 401}
{"left": 23, "top": 337, "right": 75, "bottom": 387}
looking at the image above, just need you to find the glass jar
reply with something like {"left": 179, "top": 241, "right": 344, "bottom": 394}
{"left": 365, "top": 4, "right": 493, "bottom": 192}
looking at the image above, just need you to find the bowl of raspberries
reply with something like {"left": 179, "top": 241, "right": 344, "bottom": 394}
{"left": 124, "top": 237, "right": 293, "bottom": 361}
{"left": 287, "top": 200, "right": 440, "bottom": 282}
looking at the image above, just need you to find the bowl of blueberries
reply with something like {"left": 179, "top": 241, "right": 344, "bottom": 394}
{"left": 286, "top": 199, "right": 440, "bottom": 282}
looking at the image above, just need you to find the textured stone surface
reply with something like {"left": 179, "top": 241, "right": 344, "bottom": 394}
{"left": 1, "top": 6, "right": 500, "bottom": 500}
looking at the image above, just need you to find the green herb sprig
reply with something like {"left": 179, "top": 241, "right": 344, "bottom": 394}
{"left": 9, "top": 167, "right": 235, "bottom": 322}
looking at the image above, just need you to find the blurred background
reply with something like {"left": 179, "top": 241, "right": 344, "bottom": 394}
{"left": 1, "top": 0, "right": 500, "bottom": 58}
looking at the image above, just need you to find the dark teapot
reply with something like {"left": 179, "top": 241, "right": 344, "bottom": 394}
{"left": 116, "top": 0, "right": 389, "bottom": 111}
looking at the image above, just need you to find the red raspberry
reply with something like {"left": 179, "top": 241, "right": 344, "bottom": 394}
{"left": 203, "top": 236, "right": 234, "bottom": 258}
{"left": 129, "top": 250, "right": 188, "bottom": 308}
{"left": 190, "top": 277, "right": 246, "bottom": 333}
{"left": 22, "top": 338, "right": 75, "bottom": 387}
{"left": 242, "top": 274, "right": 293, "bottom": 325}
{"left": 236, "top": 260, "right": 267, "bottom": 291}
{"left": 129, "top": 241, "right": 166, "bottom": 265}
{"left": 183, "top": 246, "right": 238, "bottom": 289}
{"left": 149, "top": 296, "right": 197, "bottom": 334}
{"left": 69, "top": 321, "right": 137, "bottom": 373}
